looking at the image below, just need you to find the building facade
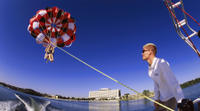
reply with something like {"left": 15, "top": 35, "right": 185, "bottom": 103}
{"left": 89, "top": 88, "right": 121, "bottom": 100}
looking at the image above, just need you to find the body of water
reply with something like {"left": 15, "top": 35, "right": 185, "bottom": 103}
{"left": 0, "top": 83, "right": 200, "bottom": 111}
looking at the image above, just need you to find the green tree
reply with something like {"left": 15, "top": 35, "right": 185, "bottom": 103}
{"left": 123, "top": 93, "right": 130, "bottom": 100}
{"left": 142, "top": 90, "right": 150, "bottom": 96}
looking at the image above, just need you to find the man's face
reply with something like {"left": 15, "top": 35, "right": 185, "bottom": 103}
{"left": 142, "top": 47, "right": 151, "bottom": 61}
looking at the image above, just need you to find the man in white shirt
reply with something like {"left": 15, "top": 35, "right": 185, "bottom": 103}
{"left": 142, "top": 43, "right": 184, "bottom": 111}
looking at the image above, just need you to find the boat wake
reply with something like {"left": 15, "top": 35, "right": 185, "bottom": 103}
{"left": 0, "top": 100, "right": 21, "bottom": 111}
{"left": 15, "top": 94, "right": 50, "bottom": 111}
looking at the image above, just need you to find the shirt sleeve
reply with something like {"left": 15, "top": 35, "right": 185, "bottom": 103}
{"left": 159, "top": 59, "right": 184, "bottom": 103}
{"left": 154, "top": 81, "right": 160, "bottom": 100}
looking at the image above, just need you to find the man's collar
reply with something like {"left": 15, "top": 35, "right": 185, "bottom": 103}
{"left": 150, "top": 57, "right": 157, "bottom": 68}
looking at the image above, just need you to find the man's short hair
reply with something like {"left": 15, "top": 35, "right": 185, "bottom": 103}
{"left": 143, "top": 43, "right": 157, "bottom": 55}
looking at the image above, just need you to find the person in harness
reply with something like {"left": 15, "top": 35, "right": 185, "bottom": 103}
{"left": 44, "top": 45, "right": 55, "bottom": 62}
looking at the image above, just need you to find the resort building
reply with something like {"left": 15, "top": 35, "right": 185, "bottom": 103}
{"left": 89, "top": 88, "right": 121, "bottom": 100}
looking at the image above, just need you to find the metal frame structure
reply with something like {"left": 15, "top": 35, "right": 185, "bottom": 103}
{"left": 164, "top": 0, "right": 200, "bottom": 57}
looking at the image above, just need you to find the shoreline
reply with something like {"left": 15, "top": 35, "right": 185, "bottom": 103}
{"left": 0, "top": 78, "right": 199, "bottom": 102}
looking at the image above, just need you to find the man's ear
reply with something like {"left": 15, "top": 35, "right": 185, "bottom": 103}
{"left": 149, "top": 50, "right": 152, "bottom": 55}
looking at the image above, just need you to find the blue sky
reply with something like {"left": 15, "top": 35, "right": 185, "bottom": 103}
{"left": 0, "top": 0, "right": 200, "bottom": 97}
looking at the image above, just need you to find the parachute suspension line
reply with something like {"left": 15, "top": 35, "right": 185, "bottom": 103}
{"left": 33, "top": 18, "right": 56, "bottom": 62}
{"left": 53, "top": 45, "right": 174, "bottom": 111}
{"left": 164, "top": 0, "right": 200, "bottom": 57}
{"left": 35, "top": 16, "right": 57, "bottom": 47}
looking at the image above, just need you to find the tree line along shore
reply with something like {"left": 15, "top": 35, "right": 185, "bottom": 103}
{"left": 0, "top": 77, "right": 199, "bottom": 101}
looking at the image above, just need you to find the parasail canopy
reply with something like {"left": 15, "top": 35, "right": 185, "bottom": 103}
{"left": 28, "top": 7, "right": 76, "bottom": 48}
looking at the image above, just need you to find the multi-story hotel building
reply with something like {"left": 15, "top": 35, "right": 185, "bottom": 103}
{"left": 89, "top": 88, "right": 121, "bottom": 100}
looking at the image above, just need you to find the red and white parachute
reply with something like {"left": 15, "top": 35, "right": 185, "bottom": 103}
{"left": 28, "top": 7, "right": 76, "bottom": 48}
{"left": 164, "top": 0, "right": 200, "bottom": 57}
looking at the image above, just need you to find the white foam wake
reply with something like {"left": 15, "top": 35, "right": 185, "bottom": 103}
{"left": 15, "top": 94, "right": 50, "bottom": 111}
{"left": 0, "top": 100, "right": 21, "bottom": 111}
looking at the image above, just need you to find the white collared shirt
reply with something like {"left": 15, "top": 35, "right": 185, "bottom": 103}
{"left": 148, "top": 57, "right": 184, "bottom": 102}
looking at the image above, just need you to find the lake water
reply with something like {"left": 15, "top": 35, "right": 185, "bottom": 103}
{"left": 0, "top": 83, "right": 200, "bottom": 111}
